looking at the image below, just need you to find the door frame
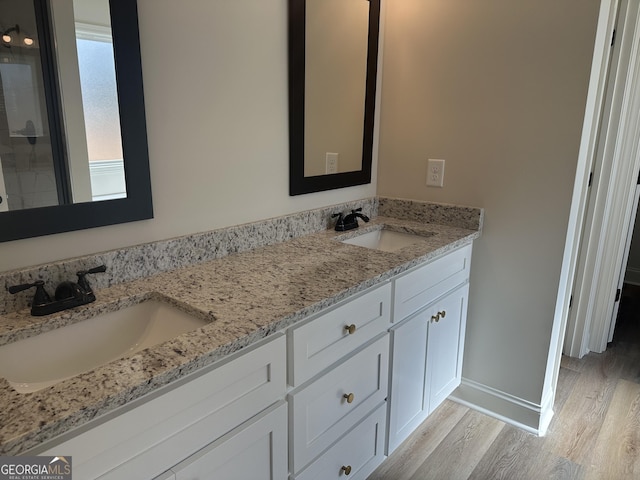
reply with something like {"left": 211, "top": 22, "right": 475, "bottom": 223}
{"left": 538, "top": 0, "right": 640, "bottom": 433}
{"left": 562, "top": 0, "right": 640, "bottom": 360}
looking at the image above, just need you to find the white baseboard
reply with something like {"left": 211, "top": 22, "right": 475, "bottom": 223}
{"left": 449, "top": 378, "right": 553, "bottom": 436}
{"left": 538, "top": 388, "right": 555, "bottom": 436}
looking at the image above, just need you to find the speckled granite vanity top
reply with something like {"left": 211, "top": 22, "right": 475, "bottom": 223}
{"left": 0, "top": 202, "right": 481, "bottom": 455}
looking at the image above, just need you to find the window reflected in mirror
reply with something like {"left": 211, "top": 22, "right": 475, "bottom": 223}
{"left": 0, "top": 0, "right": 126, "bottom": 213}
{"left": 75, "top": 22, "right": 124, "bottom": 201}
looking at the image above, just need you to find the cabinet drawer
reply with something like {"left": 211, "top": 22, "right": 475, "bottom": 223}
{"left": 171, "top": 401, "right": 288, "bottom": 480}
{"left": 289, "top": 334, "right": 389, "bottom": 473}
{"left": 293, "top": 403, "right": 387, "bottom": 480}
{"left": 394, "top": 244, "right": 471, "bottom": 321}
{"left": 289, "top": 283, "right": 391, "bottom": 386}
{"left": 45, "top": 334, "right": 286, "bottom": 480}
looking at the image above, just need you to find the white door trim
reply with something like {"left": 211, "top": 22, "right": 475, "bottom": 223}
{"left": 559, "top": 0, "right": 621, "bottom": 359}
{"left": 563, "top": 0, "right": 640, "bottom": 359}
{"left": 587, "top": 1, "right": 640, "bottom": 353}
{"left": 538, "top": 0, "right": 619, "bottom": 430}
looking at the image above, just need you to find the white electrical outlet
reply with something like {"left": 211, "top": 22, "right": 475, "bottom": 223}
{"left": 326, "top": 152, "right": 339, "bottom": 174}
{"left": 426, "top": 158, "right": 445, "bottom": 187}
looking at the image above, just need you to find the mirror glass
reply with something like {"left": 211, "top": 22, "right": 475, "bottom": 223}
{"left": 304, "top": 0, "right": 369, "bottom": 177}
{"left": 289, "top": 0, "right": 380, "bottom": 195}
{"left": 1, "top": 0, "right": 122, "bottom": 211}
{"left": 0, "top": 0, "right": 152, "bottom": 241}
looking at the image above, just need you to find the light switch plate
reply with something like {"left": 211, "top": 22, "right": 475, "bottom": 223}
{"left": 427, "top": 159, "right": 445, "bottom": 187}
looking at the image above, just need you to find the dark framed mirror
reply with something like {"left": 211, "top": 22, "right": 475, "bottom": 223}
{"left": 288, "top": 0, "right": 380, "bottom": 196}
{"left": 0, "top": 0, "right": 152, "bottom": 242}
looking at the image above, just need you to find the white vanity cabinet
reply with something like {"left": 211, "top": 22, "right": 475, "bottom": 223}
{"left": 287, "top": 283, "right": 391, "bottom": 479}
{"left": 41, "top": 334, "right": 287, "bottom": 480}
{"left": 27, "top": 240, "right": 475, "bottom": 479}
{"left": 387, "top": 245, "right": 472, "bottom": 454}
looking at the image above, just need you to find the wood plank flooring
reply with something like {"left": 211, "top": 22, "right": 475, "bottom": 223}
{"left": 369, "top": 284, "right": 640, "bottom": 480}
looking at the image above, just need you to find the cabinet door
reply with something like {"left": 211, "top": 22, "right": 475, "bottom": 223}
{"left": 172, "top": 401, "right": 287, "bottom": 480}
{"left": 387, "top": 283, "right": 469, "bottom": 454}
{"left": 427, "top": 283, "right": 469, "bottom": 412}
{"left": 387, "top": 311, "right": 429, "bottom": 454}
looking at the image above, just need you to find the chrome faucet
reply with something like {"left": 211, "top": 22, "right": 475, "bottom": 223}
{"left": 8, "top": 265, "right": 106, "bottom": 316}
{"left": 332, "top": 208, "right": 370, "bottom": 231}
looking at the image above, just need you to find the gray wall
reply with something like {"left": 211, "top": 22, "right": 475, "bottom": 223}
{"left": 377, "top": 0, "right": 600, "bottom": 407}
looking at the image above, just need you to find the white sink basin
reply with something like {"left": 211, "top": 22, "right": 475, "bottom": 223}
{"left": 0, "top": 300, "right": 208, "bottom": 393}
{"left": 341, "top": 229, "right": 434, "bottom": 252}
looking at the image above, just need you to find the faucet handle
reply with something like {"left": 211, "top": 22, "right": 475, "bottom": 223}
{"left": 77, "top": 264, "right": 107, "bottom": 276}
{"left": 8, "top": 281, "right": 41, "bottom": 294}
{"left": 8, "top": 280, "right": 53, "bottom": 306}
{"left": 352, "top": 208, "right": 370, "bottom": 223}
{"left": 76, "top": 264, "right": 106, "bottom": 295}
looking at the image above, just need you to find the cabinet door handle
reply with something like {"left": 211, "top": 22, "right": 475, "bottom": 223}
{"left": 431, "top": 314, "right": 439, "bottom": 323}
{"left": 343, "top": 392, "right": 355, "bottom": 404}
{"left": 439, "top": 310, "right": 447, "bottom": 318}
{"left": 341, "top": 465, "right": 352, "bottom": 475}
{"left": 344, "top": 324, "right": 357, "bottom": 335}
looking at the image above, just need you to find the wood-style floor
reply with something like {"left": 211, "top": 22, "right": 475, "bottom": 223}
{"left": 369, "top": 284, "right": 640, "bottom": 480}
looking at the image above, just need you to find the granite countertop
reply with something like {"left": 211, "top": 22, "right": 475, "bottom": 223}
{"left": 0, "top": 216, "right": 479, "bottom": 455}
